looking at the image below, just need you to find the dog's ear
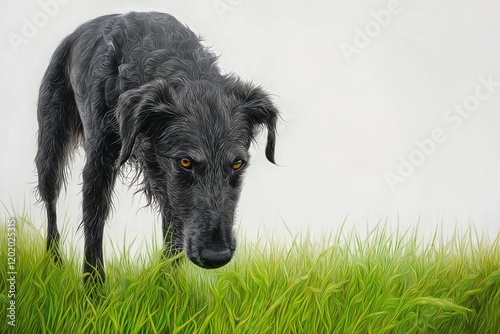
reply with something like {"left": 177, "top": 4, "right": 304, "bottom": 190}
{"left": 231, "top": 82, "right": 279, "bottom": 164}
{"left": 115, "top": 80, "right": 173, "bottom": 166}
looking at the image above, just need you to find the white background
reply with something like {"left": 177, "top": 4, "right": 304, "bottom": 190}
{"left": 2, "top": 0, "right": 499, "bottom": 256}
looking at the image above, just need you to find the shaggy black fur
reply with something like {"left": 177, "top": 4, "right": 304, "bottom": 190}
{"left": 35, "top": 11, "right": 278, "bottom": 284}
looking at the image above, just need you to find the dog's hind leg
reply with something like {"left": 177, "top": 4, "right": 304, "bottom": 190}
{"left": 81, "top": 132, "right": 121, "bottom": 285}
{"left": 35, "top": 38, "right": 81, "bottom": 263}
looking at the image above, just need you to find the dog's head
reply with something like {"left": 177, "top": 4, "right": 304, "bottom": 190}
{"left": 115, "top": 76, "right": 278, "bottom": 269}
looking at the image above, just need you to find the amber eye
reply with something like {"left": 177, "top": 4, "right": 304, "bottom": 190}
{"left": 179, "top": 158, "right": 193, "bottom": 170}
{"left": 232, "top": 160, "right": 244, "bottom": 171}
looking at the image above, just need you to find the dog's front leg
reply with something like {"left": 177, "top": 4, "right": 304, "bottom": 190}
{"left": 162, "top": 205, "right": 182, "bottom": 256}
{"left": 81, "top": 132, "right": 120, "bottom": 285}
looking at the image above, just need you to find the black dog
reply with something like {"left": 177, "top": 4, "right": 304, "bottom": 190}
{"left": 35, "top": 11, "right": 278, "bottom": 283}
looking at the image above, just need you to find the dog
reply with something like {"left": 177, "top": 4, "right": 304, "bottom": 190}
{"left": 35, "top": 11, "right": 278, "bottom": 284}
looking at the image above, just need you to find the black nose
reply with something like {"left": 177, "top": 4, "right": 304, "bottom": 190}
{"left": 199, "top": 248, "right": 232, "bottom": 269}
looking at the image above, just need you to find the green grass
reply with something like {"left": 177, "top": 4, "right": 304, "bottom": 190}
{"left": 1, "top": 214, "right": 499, "bottom": 333}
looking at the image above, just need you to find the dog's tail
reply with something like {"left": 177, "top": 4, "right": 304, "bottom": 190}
{"left": 35, "top": 35, "right": 82, "bottom": 204}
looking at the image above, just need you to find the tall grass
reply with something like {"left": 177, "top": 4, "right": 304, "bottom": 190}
{"left": 1, "top": 214, "right": 499, "bottom": 333}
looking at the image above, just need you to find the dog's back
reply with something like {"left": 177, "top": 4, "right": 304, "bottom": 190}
{"left": 64, "top": 12, "right": 216, "bottom": 110}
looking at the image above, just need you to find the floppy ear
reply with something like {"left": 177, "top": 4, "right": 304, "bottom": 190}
{"left": 233, "top": 83, "right": 279, "bottom": 164}
{"left": 115, "top": 80, "right": 173, "bottom": 166}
